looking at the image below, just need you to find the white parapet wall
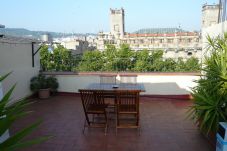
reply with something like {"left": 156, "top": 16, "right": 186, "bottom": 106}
{"left": 46, "top": 72, "right": 200, "bottom": 96}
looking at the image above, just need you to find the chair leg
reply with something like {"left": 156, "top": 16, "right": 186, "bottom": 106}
{"left": 105, "top": 123, "right": 108, "bottom": 136}
{"left": 82, "top": 119, "right": 86, "bottom": 134}
{"left": 138, "top": 126, "right": 141, "bottom": 136}
{"left": 115, "top": 112, "right": 118, "bottom": 136}
{"left": 104, "top": 111, "right": 108, "bottom": 135}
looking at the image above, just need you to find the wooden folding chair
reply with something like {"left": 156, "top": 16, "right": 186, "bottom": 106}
{"left": 79, "top": 89, "right": 109, "bottom": 135}
{"left": 100, "top": 75, "right": 117, "bottom": 111}
{"left": 119, "top": 75, "right": 137, "bottom": 84}
{"left": 100, "top": 75, "right": 117, "bottom": 84}
{"left": 115, "top": 90, "right": 140, "bottom": 135}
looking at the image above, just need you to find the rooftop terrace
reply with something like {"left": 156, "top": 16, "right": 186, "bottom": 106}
{"left": 11, "top": 95, "right": 213, "bottom": 151}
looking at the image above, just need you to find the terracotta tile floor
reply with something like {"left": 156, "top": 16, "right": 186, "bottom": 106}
{"left": 11, "top": 96, "right": 213, "bottom": 151}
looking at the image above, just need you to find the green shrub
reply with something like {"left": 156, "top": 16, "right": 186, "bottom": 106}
{"left": 188, "top": 34, "right": 227, "bottom": 134}
{"left": 30, "top": 74, "right": 58, "bottom": 92}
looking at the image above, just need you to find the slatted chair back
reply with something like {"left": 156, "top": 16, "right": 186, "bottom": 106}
{"left": 79, "top": 89, "right": 108, "bottom": 135}
{"left": 100, "top": 75, "right": 117, "bottom": 84}
{"left": 79, "top": 89, "right": 95, "bottom": 125}
{"left": 116, "top": 90, "right": 140, "bottom": 113}
{"left": 119, "top": 75, "right": 137, "bottom": 84}
{"left": 115, "top": 90, "right": 140, "bottom": 134}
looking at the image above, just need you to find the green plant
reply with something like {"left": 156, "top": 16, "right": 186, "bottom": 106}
{"left": 0, "top": 72, "right": 50, "bottom": 150}
{"left": 30, "top": 74, "right": 49, "bottom": 92}
{"left": 46, "top": 76, "right": 59, "bottom": 93}
{"left": 30, "top": 74, "right": 59, "bottom": 94}
{"left": 188, "top": 34, "right": 227, "bottom": 135}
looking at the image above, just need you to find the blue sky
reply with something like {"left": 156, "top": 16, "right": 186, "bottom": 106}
{"left": 1, "top": 0, "right": 218, "bottom": 33}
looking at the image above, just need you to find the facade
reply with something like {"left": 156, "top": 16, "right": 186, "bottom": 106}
{"left": 97, "top": 8, "right": 202, "bottom": 59}
{"left": 60, "top": 39, "right": 89, "bottom": 55}
{"left": 202, "top": 3, "right": 227, "bottom": 57}
{"left": 202, "top": 4, "right": 219, "bottom": 28}
{"left": 54, "top": 37, "right": 95, "bottom": 55}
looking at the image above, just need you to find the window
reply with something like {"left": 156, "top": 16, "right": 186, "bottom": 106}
{"left": 167, "top": 39, "right": 173, "bottom": 43}
{"left": 114, "top": 25, "right": 119, "bottom": 32}
{"left": 187, "top": 52, "right": 192, "bottom": 56}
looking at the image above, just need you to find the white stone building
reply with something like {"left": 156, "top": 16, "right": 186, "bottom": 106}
{"left": 53, "top": 37, "right": 88, "bottom": 55}
{"left": 97, "top": 8, "right": 203, "bottom": 59}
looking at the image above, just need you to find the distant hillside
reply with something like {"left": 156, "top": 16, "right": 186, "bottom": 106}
{"left": 0, "top": 28, "right": 96, "bottom": 39}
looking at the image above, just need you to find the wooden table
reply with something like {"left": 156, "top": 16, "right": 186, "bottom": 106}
{"left": 86, "top": 83, "right": 145, "bottom": 92}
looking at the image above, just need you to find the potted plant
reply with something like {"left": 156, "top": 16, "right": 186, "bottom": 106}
{"left": 46, "top": 76, "right": 59, "bottom": 95}
{"left": 188, "top": 34, "right": 227, "bottom": 145}
{"left": 30, "top": 74, "right": 58, "bottom": 99}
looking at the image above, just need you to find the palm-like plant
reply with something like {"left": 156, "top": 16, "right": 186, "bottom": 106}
{"left": 189, "top": 33, "right": 227, "bottom": 135}
{"left": 0, "top": 72, "right": 50, "bottom": 150}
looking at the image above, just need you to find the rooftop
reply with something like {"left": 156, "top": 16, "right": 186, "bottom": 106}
{"left": 133, "top": 28, "right": 186, "bottom": 34}
{"left": 11, "top": 95, "right": 213, "bottom": 151}
{"left": 0, "top": 35, "right": 39, "bottom": 44}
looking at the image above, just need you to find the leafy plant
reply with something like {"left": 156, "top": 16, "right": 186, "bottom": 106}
{"left": 30, "top": 74, "right": 49, "bottom": 92}
{"left": 0, "top": 72, "right": 51, "bottom": 150}
{"left": 46, "top": 76, "right": 59, "bottom": 93}
{"left": 188, "top": 34, "right": 227, "bottom": 134}
{"left": 30, "top": 74, "right": 58, "bottom": 93}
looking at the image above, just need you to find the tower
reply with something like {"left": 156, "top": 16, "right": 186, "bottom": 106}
{"left": 202, "top": 4, "right": 219, "bottom": 28}
{"left": 110, "top": 8, "right": 125, "bottom": 38}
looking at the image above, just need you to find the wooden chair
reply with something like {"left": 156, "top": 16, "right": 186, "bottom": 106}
{"left": 79, "top": 89, "right": 109, "bottom": 135}
{"left": 100, "top": 75, "right": 117, "bottom": 84}
{"left": 100, "top": 75, "right": 117, "bottom": 110}
{"left": 119, "top": 75, "right": 137, "bottom": 84}
{"left": 115, "top": 90, "right": 140, "bottom": 134}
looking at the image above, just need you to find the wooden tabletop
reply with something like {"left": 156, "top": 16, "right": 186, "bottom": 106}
{"left": 86, "top": 83, "right": 145, "bottom": 92}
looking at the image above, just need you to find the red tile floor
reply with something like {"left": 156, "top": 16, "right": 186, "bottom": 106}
{"left": 11, "top": 96, "right": 213, "bottom": 151}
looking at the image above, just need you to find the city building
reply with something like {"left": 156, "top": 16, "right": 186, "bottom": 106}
{"left": 53, "top": 36, "right": 96, "bottom": 55}
{"left": 97, "top": 8, "right": 202, "bottom": 59}
{"left": 202, "top": 4, "right": 219, "bottom": 28}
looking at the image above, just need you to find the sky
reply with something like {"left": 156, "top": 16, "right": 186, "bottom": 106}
{"left": 1, "top": 0, "right": 218, "bottom": 33}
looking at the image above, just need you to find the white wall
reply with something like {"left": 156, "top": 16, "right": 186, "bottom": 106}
{"left": 54, "top": 74, "right": 199, "bottom": 95}
{"left": 202, "top": 21, "right": 227, "bottom": 53}
{"left": 0, "top": 42, "right": 40, "bottom": 102}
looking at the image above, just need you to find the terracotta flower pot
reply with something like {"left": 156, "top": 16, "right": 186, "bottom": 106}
{"left": 38, "top": 89, "right": 50, "bottom": 99}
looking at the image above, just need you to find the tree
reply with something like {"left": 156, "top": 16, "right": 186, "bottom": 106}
{"left": 133, "top": 49, "right": 152, "bottom": 72}
{"left": 77, "top": 50, "right": 104, "bottom": 71}
{"left": 102, "top": 44, "right": 117, "bottom": 71}
{"left": 52, "top": 45, "right": 73, "bottom": 71}
{"left": 40, "top": 45, "right": 74, "bottom": 71}
{"left": 40, "top": 45, "right": 53, "bottom": 71}
{"left": 114, "top": 44, "right": 134, "bottom": 71}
